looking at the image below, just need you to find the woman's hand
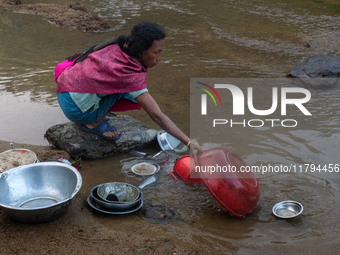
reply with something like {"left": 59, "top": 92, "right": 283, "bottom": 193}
{"left": 135, "top": 92, "right": 199, "bottom": 152}
{"left": 188, "top": 141, "right": 204, "bottom": 157}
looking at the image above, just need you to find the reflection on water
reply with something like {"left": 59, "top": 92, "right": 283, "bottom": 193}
{"left": 0, "top": 92, "right": 68, "bottom": 144}
{"left": 1, "top": 0, "right": 340, "bottom": 253}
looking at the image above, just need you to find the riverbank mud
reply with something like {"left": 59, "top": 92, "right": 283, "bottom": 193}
{"left": 0, "top": 140, "right": 203, "bottom": 254}
{"left": 0, "top": 0, "right": 110, "bottom": 31}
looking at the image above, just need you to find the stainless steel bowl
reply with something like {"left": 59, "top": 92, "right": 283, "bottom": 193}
{"left": 272, "top": 200, "right": 303, "bottom": 219}
{"left": 0, "top": 162, "right": 82, "bottom": 223}
{"left": 157, "top": 130, "right": 186, "bottom": 152}
{"left": 90, "top": 186, "right": 142, "bottom": 211}
{"left": 97, "top": 182, "right": 140, "bottom": 203}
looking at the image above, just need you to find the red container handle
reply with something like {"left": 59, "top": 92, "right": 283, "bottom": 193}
{"left": 169, "top": 170, "right": 178, "bottom": 180}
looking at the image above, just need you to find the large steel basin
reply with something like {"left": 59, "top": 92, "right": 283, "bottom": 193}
{"left": 0, "top": 162, "right": 82, "bottom": 223}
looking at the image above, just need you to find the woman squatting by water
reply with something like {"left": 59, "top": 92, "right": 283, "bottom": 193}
{"left": 55, "top": 22, "right": 202, "bottom": 155}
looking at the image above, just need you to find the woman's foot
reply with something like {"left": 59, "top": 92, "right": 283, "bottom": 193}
{"left": 81, "top": 117, "right": 121, "bottom": 140}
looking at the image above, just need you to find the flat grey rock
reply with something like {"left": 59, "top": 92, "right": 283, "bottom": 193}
{"left": 288, "top": 55, "right": 340, "bottom": 88}
{"left": 44, "top": 115, "right": 158, "bottom": 159}
{"left": 288, "top": 55, "right": 340, "bottom": 78}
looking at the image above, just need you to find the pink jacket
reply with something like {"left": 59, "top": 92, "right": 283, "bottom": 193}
{"left": 55, "top": 44, "right": 148, "bottom": 111}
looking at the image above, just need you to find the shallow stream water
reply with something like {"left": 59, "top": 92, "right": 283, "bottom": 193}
{"left": 1, "top": 0, "right": 340, "bottom": 253}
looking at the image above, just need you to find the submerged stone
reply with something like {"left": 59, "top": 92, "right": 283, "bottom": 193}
{"left": 288, "top": 55, "right": 340, "bottom": 78}
{"left": 139, "top": 205, "right": 178, "bottom": 224}
{"left": 288, "top": 55, "right": 340, "bottom": 88}
{"left": 0, "top": 0, "right": 110, "bottom": 31}
{"left": 44, "top": 115, "right": 158, "bottom": 159}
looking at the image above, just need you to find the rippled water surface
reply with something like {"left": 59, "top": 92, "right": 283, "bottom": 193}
{"left": 1, "top": 0, "right": 340, "bottom": 253}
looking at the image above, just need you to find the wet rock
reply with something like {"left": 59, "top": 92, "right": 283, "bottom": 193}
{"left": 6, "top": 0, "right": 20, "bottom": 5}
{"left": 288, "top": 55, "right": 340, "bottom": 88}
{"left": 44, "top": 115, "right": 158, "bottom": 159}
{"left": 0, "top": 0, "right": 110, "bottom": 31}
{"left": 69, "top": 2, "right": 89, "bottom": 13}
{"left": 288, "top": 55, "right": 340, "bottom": 78}
{"left": 36, "top": 148, "right": 71, "bottom": 162}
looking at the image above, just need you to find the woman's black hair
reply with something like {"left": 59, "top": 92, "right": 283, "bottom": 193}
{"left": 67, "top": 22, "right": 166, "bottom": 63}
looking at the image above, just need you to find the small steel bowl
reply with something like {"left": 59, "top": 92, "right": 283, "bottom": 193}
{"left": 272, "top": 200, "right": 303, "bottom": 219}
{"left": 90, "top": 186, "right": 142, "bottom": 211}
{"left": 157, "top": 130, "right": 186, "bottom": 152}
{"left": 97, "top": 182, "right": 140, "bottom": 203}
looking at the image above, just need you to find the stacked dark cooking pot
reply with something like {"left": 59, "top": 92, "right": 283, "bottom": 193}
{"left": 87, "top": 176, "right": 156, "bottom": 214}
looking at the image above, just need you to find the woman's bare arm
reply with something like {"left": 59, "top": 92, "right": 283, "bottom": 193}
{"left": 135, "top": 92, "right": 202, "bottom": 154}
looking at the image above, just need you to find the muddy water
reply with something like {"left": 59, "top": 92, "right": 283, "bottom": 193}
{"left": 1, "top": 0, "right": 340, "bottom": 253}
